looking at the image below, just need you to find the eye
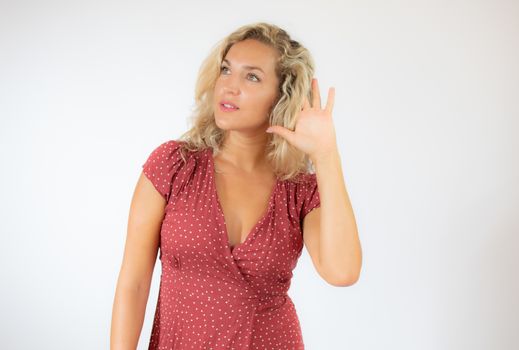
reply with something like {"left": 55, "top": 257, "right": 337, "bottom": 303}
{"left": 220, "top": 65, "right": 261, "bottom": 82}
{"left": 220, "top": 65, "right": 229, "bottom": 74}
{"left": 248, "top": 73, "right": 260, "bottom": 82}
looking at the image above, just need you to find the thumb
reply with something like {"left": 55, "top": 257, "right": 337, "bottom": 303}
{"left": 266, "top": 126, "right": 296, "bottom": 143}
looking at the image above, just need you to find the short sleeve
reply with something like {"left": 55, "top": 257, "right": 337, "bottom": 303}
{"left": 141, "top": 140, "right": 185, "bottom": 202}
{"left": 300, "top": 173, "right": 321, "bottom": 219}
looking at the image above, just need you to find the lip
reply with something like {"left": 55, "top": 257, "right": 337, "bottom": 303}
{"left": 220, "top": 100, "right": 239, "bottom": 109}
{"left": 220, "top": 103, "right": 239, "bottom": 112}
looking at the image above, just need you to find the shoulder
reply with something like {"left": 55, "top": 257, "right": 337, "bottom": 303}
{"left": 288, "top": 172, "right": 320, "bottom": 219}
{"left": 141, "top": 139, "right": 198, "bottom": 202}
{"left": 145, "top": 139, "right": 184, "bottom": 160}
{"left": 142, "top": 139, "right": 203, "bottom": 167}
{"left": 289, "top": 172, "right": 318, "bottom": 192}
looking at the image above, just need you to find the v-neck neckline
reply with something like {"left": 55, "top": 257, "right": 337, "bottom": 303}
{"left": 207, "top": 147, "right": 279, "bottom": 255}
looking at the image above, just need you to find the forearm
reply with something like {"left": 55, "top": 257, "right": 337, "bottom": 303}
{"left": 110, "top": 284, "right": 150, "bottom": 350}
{"left": 312, "top": 148, "right": 362, "bottom": 285}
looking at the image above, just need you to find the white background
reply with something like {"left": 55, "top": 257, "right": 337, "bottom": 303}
{"left": 1, "top": 0, "right": 518, "bottom": 349}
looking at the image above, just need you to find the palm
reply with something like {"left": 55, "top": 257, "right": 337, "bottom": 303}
{"left": 287, "top": 79, "right": 337, "bottom": 158}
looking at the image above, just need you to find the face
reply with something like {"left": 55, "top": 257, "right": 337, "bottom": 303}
{"left": 213, "top": 39, "right": 280, "bottom": 134}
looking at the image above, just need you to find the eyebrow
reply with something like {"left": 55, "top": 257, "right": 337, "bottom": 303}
{"left": 222, "top": 58, "right": 265, "bottom": 74}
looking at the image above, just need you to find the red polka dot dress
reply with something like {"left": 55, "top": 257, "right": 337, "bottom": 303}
{"left": 141, "top": 139, "right": 321, "bottom": 350}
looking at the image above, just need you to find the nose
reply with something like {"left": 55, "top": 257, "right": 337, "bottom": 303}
{"left": 222, "top": 75, "right": 240, "bottom": 95}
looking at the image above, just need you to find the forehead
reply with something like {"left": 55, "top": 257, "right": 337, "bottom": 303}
{"left": 224, "top": 39, "right": 278, "bottom": 73}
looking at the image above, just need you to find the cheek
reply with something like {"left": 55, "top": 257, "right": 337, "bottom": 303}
{"left": 214, "top": 78, "right": 226, "bottom": 92}
{"left": 256, "top": 91, "right": 278, "bottom": 112}
{"left": 245, "top": 88, "right": 275, "bottom": 106}
{"left": 213, "top": 80, "right": 221, "bottom": 93}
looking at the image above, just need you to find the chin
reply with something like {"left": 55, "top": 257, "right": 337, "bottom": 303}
{"left": 214, "top": 114, "right": 232, "bottom": 130}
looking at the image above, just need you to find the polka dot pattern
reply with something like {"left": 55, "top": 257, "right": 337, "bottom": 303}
{"left": 141, "top": 139, "right": 321, "bottom": 349}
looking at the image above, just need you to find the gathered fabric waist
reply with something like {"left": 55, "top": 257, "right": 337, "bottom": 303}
{"left": 163, "top": 270, "right": 290, "bottom": 313}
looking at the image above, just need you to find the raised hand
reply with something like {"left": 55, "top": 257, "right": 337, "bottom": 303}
{"left": 266, "top": 78, "right": 337, "bottom": 162}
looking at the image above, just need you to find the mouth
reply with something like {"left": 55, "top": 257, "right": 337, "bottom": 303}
{"left": 219, "top": 101, "right": 239, "bottom": 112}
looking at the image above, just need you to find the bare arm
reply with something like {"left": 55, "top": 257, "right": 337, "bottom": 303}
{"left": 309, "top": 150, "right": 362, "bottom": 286}
{"left": 110, "top": 172, "right": 167, "bottom": 350}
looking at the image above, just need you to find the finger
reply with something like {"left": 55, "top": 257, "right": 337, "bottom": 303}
{"left": 325, "top": 87, "right": 335, "bottom": 114}
{"left": 266, "top": 126, "right": 296, "bottom": 144}
{"left": 303, "top": 94, "right": 311, "bottom": 110}
{"left": 312, "top": 78, "right": 321, "bottom": 109}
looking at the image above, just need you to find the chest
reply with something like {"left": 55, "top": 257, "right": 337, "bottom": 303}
{"left": 214, "top": 170, "right": 277, "bottom": 249}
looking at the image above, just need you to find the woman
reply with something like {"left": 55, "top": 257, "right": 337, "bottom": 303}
{"left": 111, "top": 22, "right": 362, "bottom": 349}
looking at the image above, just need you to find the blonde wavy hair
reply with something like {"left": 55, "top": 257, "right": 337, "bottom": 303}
{"left": 178, "top": 22, "right": 316, "bottom": 182}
